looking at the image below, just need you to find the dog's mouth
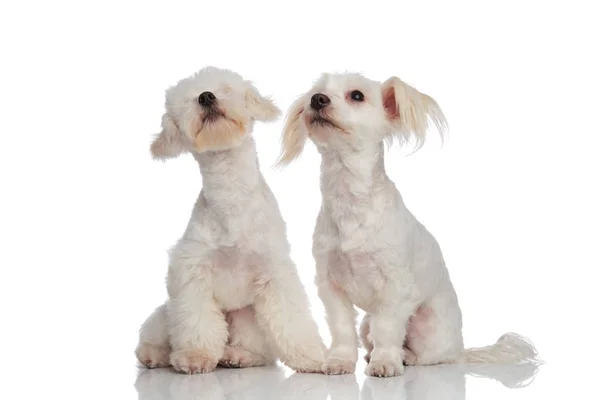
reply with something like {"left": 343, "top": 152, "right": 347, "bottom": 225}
{"left": 310, "top": 115, "right": 341, "bottom": 130}
{"left": 202, "top": 108, "right": 226, "bottom": 123}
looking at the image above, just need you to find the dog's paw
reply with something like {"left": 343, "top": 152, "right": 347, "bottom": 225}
{"left": 282, "top": 342, "right": 326, "bottom": 374}
{"left": 366, "top": 359, "right": 405, "bottom": 377}
{"left": 136, "top": 343, "right": 171, "bottom": 369}
{"left": 291, "top": 366, "right": 323, "bottom": 374}
{"left": 283, "top": 356, "right": 324, "bottom": 374}
{"left": 170, "top": 349, "right": 218, "bottom": 374}
{"left": 218, "top": 345, "right": 271, "bottom": 368}
{"left": 321, "top": 358, "right": 356, "bottom": 375}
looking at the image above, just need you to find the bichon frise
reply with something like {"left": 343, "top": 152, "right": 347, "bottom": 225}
{"left": 135, "top": 66, "right": 325, "bottom": 374}
{"left": 277, "top": 72, "right": 540, "bottom": 377}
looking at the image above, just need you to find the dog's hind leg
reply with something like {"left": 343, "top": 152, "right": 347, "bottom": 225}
{"left": 359, "top": 314, "right": 373, "bottom": 363}
{"left": 406, "top": 288, "right": 539, "bottom": 366}
{"left": 403, "top": 288, "right": 464, "bottom": 366}
{"left": 219, "top": 306, "right": 277, "bottom": 368}
{"left": 135, "top": 303, "right": 171, "bottom": 368}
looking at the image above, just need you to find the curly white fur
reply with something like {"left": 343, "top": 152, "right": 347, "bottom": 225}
{"left": 136, "top": 66, "right": 325, "bottom": 374}
{"left": 278, "top": 72, "right": 540, "bottom": 377}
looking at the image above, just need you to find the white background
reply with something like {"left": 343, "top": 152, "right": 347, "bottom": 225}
{"left": 1, "top": 1, "right": 598, "bottom": 399}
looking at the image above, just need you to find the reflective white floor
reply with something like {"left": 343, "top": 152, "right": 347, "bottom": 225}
{"left": 134, "top": 359, "right": 543, "bottom": 400}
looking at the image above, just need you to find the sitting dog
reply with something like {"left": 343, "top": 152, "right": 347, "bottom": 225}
{"left": 277, "top": 72, "right": 539, "bottom": 377}
{"left": 136, "top": 66, "right": 325, "bottom": 374}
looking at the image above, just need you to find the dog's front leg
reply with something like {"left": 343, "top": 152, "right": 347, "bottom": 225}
{"left": 167, "top": 272, "right": 227, "bottom": 374}
{"left": 317, "top": 269, "right": 358, "bottom": 375}
{"left": 365, "top": 283, "right": 418, "bottom": 377}
{"left": 253, "top": 259, "right": 326, "bottom": 373}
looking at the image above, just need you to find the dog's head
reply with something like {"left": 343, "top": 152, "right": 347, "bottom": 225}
{"left": 150, "top": 66, "right": 281, "bottom": 160}
{"left": 277, "top": 73, "right": 447, "bottom": 165}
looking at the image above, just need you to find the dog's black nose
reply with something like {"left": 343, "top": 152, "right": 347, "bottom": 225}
{"left": 310, "top": 93, "right": 330, "bottom": 110}
{"left": 198, "top": 91, "right": 217, "bottom": 106}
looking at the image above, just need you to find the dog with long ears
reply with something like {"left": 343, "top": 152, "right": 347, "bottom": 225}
{"left": 136, "top": 66, "right": 325, "bottom": 374}
{"left": 277, "top": 72, "right": 539, "bottom": 377}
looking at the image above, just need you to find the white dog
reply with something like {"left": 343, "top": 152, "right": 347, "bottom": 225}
{"left": 277, "top": 72, "right": 539, "bottom": 377}
{"left": 135, "top": 66, "right": 325, "bottom": 374}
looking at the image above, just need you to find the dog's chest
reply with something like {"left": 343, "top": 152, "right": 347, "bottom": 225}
{"left": 327, "top": 250, "right": 385, "bottom": 311}
{"left": 212, "top": 249, "right": 261, "bottom": 311}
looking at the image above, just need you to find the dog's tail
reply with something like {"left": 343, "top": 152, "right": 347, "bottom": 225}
{"left": 450, "top": 333, "right": 541, "bottom": 364}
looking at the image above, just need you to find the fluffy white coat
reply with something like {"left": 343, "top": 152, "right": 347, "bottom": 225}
{"left": 135, "top": 67, "right": 325, "bottom": 374}
{"left": 278, "top": 72, "right": 539, "bottom": 377}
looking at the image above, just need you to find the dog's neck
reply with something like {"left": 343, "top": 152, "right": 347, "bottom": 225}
{"left": 319, "top": 142, "right": 388, "bottom": 207}
{"left": 193, "top": 136, "right": 262, "bottom": 199}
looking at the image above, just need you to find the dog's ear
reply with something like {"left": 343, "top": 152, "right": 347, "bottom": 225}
{"left": 245, "top": 83, "right": 281, "bottom": 122}
{"left": 150, "top": 113, "right": 186, "bottom": 160}
{"left": 381, "top": 77, "right": 447, "bottom": 149}
{"left": 275, "top": 95, "right": 308, "bottom": 167}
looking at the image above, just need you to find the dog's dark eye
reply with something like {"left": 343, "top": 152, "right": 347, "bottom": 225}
{"left": 350, "top": 90, "right": 364, "bottom": 102}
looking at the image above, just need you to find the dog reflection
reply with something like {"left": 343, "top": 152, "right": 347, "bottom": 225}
{"left": 134, "top": 365, "right": 357, "bottom": 400}
{"left": 135, "top": 366, "right": 286, "bottom": 400}
{"left": 362, "top": 363, "right": 540, "bottom": 400}
{"left": 135, "top": 362, "right": 539, "bottom": 400}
